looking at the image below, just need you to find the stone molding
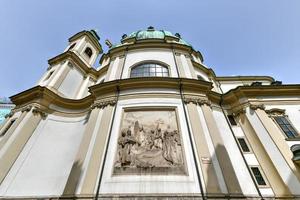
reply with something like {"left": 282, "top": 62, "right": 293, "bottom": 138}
{"left": 32, "top": 107, "right": 48, "bottom": 119}
{"left": 183, "top": 95, "right": 211, "bottom": 106}
{"left": 21, "top": 105, "right": 33, "bottom": 113}
{"left": 91, "top": 97, "right": 117, "bottom": 109}
{"left": 4, "top": 110, "right": 15, "bottom": 119}
{"left": 265, "top": 108, "right": 286, "bottom": 116}
{"left": 232, "top": 107, "right": 246, "bottom": 117}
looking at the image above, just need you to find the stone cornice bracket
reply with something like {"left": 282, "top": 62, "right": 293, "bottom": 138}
{"left": 67, "top": 61, "right": 74, "bottom": 68}
{"left": 232, "top": 107, "right": 246, "bottom": 117}
{"left": 91, "top": 97, "right": 117, "bottom": 110}
{"left": 4, "top": 110, "right": 15, "bottom": 119}
{"left": 21, "top": 105, "right": 33, "bottom": 113}
{"left": 183, "top": 96, "right": 211, "bottom": 107}
{"left": 32, "top": 107, "right": 48, "bottom": 119}
{"left": 249, "top": 104, "right": 265, "bottom": 110}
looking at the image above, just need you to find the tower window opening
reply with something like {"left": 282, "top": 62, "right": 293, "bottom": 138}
{"left": 68, "top": 43, "right": 76, "bottom": 51}
{"left": 44, "top": 71, "right": 54, "bottom": 82}
{"left": 84, "top": 47, "right": 93, "bottom": 58}
{"left": 130, "top": 63, "right": 169, "bottom": 78}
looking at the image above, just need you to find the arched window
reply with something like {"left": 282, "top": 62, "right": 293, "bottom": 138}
{"left": 130, "top": 63, "right": 169, "bottom": 78}
{"left": 84, "top": 47, "right": 93, "bottom": 58}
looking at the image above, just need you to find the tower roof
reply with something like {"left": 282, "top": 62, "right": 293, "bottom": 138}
{"left": 111, "top": 26, "right": 193, "bottom": 49}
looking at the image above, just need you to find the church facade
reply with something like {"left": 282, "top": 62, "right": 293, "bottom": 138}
{"left": 0, "top": 27, "right": 300, "bottom": 199}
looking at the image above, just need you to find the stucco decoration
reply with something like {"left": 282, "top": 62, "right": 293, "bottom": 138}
{"left": 114, "top": 109, "right": 186, "bottom": 175}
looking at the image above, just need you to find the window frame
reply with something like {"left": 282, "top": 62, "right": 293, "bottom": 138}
{"left": 273, "top": 115, "right": 298, "bottom": 139}
{"left": 236, "top": 137, "right": 252, "bottom": 153}
{"left": 250, "top": 166, "right": 269, "bottom": 187}
{"left": 130, "top": 62, "right": 170, "bottom": 78}
{"left": 227, "top": 115, "right": 237, "bottom": 126}
{"left": 267, "top": 109, "right": 299, "bottom": 139}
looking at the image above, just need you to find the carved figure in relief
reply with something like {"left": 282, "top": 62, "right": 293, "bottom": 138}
{"left": 114, "top": 110, "right": 185, "bottom": 174}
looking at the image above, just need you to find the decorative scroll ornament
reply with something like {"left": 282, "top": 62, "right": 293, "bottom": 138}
{"left": 32, "top": 107, "right": 48, "bottom": 119}
{"left": 232, "top": 107, "right": 246, "bottom": 117}
{"left": 249, "top": 104, "right": 265, "bottom": 110}
{"left": 21, "top": 105, "right": 33, "bottom": 113}
{"left": 265, "top": 108, "right": 286, "bottom": 116}
{"left": 91, "top": 97, "right": 117, "bottom": 109}
{"left": 4, "top": 110, "right": 15, "bottom": 118}
{"left": 183, "top": 96, "right": 211, "bottom": 106}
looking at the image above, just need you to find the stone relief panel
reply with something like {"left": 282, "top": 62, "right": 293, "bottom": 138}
{"left": 114, "top": 108, "right": 186, "bottom": 175}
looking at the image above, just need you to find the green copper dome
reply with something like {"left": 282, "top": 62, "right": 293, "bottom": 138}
{"left": 111, "top": 26, "right": 193, "bottom": 49}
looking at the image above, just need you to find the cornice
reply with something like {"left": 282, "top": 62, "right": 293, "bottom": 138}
{"left": 68, "top": 30, "right": 103, "bottom": 53}
{"left": 10, "top": 86, "right": 94, "bottom": 111}
{"left": 89, "top": 77, "right": 213, "bottom": 98}
{"left": 222, "top": 84, "right": 300, "bottom": 105}
{"left": 107, "top": 41, "right": 200, "bottom": 59}
{"left": 9, "top": 80, "right": 300, "bottom": 115}
{"left": 48, "top": 51, "right": 109, "bottom": 80}
{"left": 216, "top": 76, "right": 275, "bottom": 82}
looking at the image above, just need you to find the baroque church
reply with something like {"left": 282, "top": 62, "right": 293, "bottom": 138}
{"left": 0, "top": 27, "right": 300, "bottom": 199}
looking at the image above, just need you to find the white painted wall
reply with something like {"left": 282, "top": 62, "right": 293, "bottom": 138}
{"left": 99, "top": 98, "right": 200, "bottom": 194}
{"left": 219, "top": 81, "right": 271, "bottom": 93}
{"left": 0, "top": 115, "right": 87, "bottom": 197}
{"left": 121, "top": 49, "right": 178, "bottom": 79}
{"left": 194, "top": 67, "right": 209, "bottom": 81}
{"left": 58, "top": 67, "right": 84, "bottom": 98}
{"left": 180, "top": 54, "right": 192, "bottom": 78}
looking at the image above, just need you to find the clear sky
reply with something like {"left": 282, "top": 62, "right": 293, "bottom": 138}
{"left": 0, "top": 0, "right": 299, "bottom": 97}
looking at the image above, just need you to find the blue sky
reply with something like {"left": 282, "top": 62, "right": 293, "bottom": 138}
{"left": 0, "top": 0, "right": 299, "bottom": 97}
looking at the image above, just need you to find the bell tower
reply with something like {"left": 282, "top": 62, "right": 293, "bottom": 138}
{"left": 37, "top": 30, "right": 103, "bottom": 99}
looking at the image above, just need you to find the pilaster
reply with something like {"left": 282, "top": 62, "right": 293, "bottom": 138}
{"left": 201, "top": 104, "right": 242, "bottom": 195}
{"left": 79, "top": 101, "right": 116, "bottom": 195}
{"left": 0, "top": 106, "right": 44, "bottom": 185}
{"left": 62, "top": 107, "right": 101, "bottom": 196}
{"left": 241, "top": 106, "right": 292, "bottom": 196}
{"left": 185, "top": 102, "right": 223, "bottom": 195}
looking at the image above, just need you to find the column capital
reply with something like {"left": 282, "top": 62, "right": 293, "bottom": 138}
{"left": 183, "top": 95, "right": 211, "bottom": 107}
{"left": 232, "top": 107, "right": 246, "bottom": 117}
{"left": 91, "top": 97, "right": 117, "bottom": 110}
{"left": 32, "top": 107, "right": 48, "bottom": 119}
{"left": 249, "top": 103, "right": 265, "bottom": 110}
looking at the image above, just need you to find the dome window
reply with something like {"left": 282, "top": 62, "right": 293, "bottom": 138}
{"left": 130, "top": 63, "right": 169, "bottom": 78}
{"left": 84, "top": 47, "right": 93, "bottom": 58}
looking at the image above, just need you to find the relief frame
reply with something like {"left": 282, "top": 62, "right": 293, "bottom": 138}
{"left": 113, "top": 106, "right": 187, "bottom": 176}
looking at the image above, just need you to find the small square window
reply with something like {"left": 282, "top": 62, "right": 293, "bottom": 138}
{"left": 237, "top": 138, "right": 250, "bottom": 153}
{"left": 227, "top": 115, "right": 237, "bottom": 126}
{"left": 251, "top": 167, "right": 267, "bottom": 186}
